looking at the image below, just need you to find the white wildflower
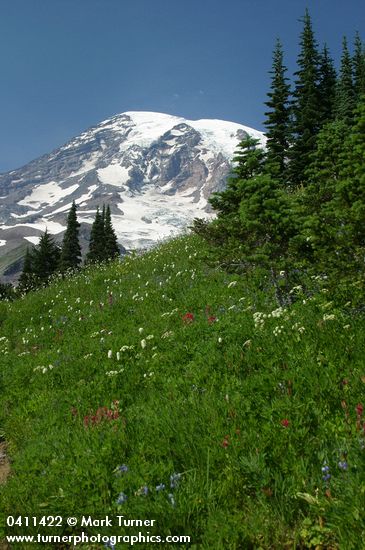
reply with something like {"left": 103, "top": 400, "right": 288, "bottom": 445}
{"left": 271, "top": 307, "right": 286, "bottom": 318}
{"left": 323, "top": 313, "right": 336, "bottom": 321}
{"left": 108, "top": 350, "right": 113, "bottom": 359}
{"left": 161, "top": 331, "right": 174, "bottom": 339}
{"left": 141, "top": 339, "right": 147, "bottom": 349}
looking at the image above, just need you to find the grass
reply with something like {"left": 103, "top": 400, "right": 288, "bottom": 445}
{"left": 0, "top": 233, "right": 364, "bottom": 549}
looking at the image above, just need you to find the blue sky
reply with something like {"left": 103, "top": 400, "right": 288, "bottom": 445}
{"left": 0, "top": 0, "right": 364, "bottom": 172}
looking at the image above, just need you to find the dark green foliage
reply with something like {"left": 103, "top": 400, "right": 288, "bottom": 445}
{"left": 353, "top": 32, "right": 365, "bottom": 101}
{"left": 0, "top": 282, "right": 15, "bottom": 301}
{"left": 335, "top": 37, "right": 355, "bottom": 125}
{"left": 86, "top": 205, "right": 120, "bottom": 263}
{"left": 263, "top": 39, "right": 291, "bottom": 178}
{"left": 318, "top": 44, "right": 337, "bottom": 124}
{"left": 336, "top": 98, "right": 365, "bottom": 253}
{"left": 86, "top": 207, "right": 105, "bottom": 263}
{"left": 17, "top": 246, "right": 36, "bottom": 293}
{"left": 32, "top": 231, "right": 61, "bottom": 284}
{"left": 294, "top": 119, "right": 349, "bottom": 271}
{"left": 288, "top": 10, "right": 321, "bottom": 187}
{"left": 59, "top": 201, "right": 82, "bottom": 272}
{"left": 209, "top": 136, "right": 265, "bottom": 216}
{"left": 103, "top": 205, "right": 120, "bottom": 260}
{"left": 195, "top": 139, "right": 297, "bottom": 304}
{"left": 197, "top": 15, "right": 365, "bottom": 306}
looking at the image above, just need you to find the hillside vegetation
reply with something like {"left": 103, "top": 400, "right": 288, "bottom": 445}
{"left": 1, "top": 234, "right": 364, "bottom": 549}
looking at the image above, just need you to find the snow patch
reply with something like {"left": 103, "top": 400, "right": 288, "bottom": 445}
{"left": 18, "top": 182, "right": 78, "bottom": 209}
{"left": 97, "top": 165, "right": 130, "bottom": 187}
{"left": 24, "top": 236, "right": 40, "bottom": 245}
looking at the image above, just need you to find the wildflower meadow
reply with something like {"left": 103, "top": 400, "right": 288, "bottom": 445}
{"left": 0, "top": 234, "right": 364, "bottom": 548}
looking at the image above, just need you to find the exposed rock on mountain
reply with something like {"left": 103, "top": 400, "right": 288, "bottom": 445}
{"left": 0, "top": 111, "right": 265, "bottom": 280}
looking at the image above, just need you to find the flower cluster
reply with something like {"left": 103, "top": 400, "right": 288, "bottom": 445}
{"left": 114, "top": 465, "right": 182, "bottom": 508}
{"left": 182, "top": 312, "right": 194, "bottom": 324}
{"left": 83, "top": 401, "right": 120, "bottom": 428}
{"left": 33, "top": 364, "right": 56, "bottom": 374}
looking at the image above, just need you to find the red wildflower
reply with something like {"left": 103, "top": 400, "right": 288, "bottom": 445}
{"left": 222, "top": 436, "right": 230, "bottom": 448}
{"left": 182, "top": 312, "right": 194, "bottom": 324}
{"left": 355, "top": 403, "right": 363, "bottom": 417}
{"left": 208, "top": 315, "right": 217, "bottom": 324}
{"left": 281, "top": 418, "right": 290, "bottom": 428}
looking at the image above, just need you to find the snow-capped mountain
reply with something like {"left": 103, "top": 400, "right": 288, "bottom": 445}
{"left": 0, "top": 111, "right": 265, "bottom": 278}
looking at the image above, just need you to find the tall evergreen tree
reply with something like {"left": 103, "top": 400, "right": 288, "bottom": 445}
{"left": 101, "top": 204, "right": 106, "bottom": 232}
{"left": 86, "top": 207, "right": 105, "bottom": 263}
{"left": 337, "top": 98, "right": 365, "bottom": 252}
{"left": 18, "top": 247, "right": 36, "bottom": 292}
{"left": 335, "top": 37, "right": 355, "bottom": 125}
{"left": 209, "top": 136, "right": 265, "bottom": 216}
{"left": 288, "top": 9, "right": 321, "bottom": 187}
{"left": 103, "top": 205, "right": 120, "bottom": 260}
{"left": 318, "top": 44, "right": 337, "bottom": 124}
{"left": 263, "top": 38, "right": 291, "bottom": 179}
{"left": 59, "top": 201, "right": 82, "bottom": 272}
{"left": 32, "top": 231, "right": 61, "bottom": 284}
{"left": 353, "top": 32, "right": 365, "bottom": 101}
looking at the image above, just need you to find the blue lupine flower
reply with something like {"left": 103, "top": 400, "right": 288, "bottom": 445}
{"left": 116, "top": 492, "right": 128, "bottom": 504}
{"left": 156, "top": 483, "right": 165, "bottom": 492}
{"left": 104, "top": 540, "right": 115, "bottom": 550}
{"left": 168, "top": 493, "right": 176, "bottom": 507}
{"left": 321, "top": 465, "right": 330, "bottom": 473}
{"left": 338, "top": 461, "right": 348, "bottom": 470}
{"left": 322, "top": 473, "right": 331, "bottom": 482}
{"left": 118, "top": 464, "right": 129, "bottom": 473}
{"left": 141, "top": 485, "right": 149, "bottom": 495}
{"left": 170, "top": 472, "right": 182, "bottom": 489}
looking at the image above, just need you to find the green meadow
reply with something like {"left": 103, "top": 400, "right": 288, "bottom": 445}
{"left": 0, "top": 234, "right": 364, "bottom": 549}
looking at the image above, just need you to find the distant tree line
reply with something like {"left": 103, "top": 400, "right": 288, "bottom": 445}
{"left": 16, "top": 202, "right": 120, "bottom": 294}
{"left": 193, "top": 10, "right": 365, "bottom": 305}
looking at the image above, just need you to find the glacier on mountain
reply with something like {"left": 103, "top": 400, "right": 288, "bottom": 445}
{"left": 0, "top": 110, "right": 265, "bottom": 278}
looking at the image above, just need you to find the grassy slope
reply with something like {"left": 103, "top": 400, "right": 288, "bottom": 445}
{"left": 0, "top": 234, "right": 364, "bottom": 549}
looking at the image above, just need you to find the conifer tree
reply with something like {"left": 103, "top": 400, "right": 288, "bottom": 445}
{"left": 335, "top": 37, "right": 355, "bottom": 125}
{"left": 209, "top": 136, "right": 265, "bottom": 216}
{"left": 103, "top": 205, "right": 120, "bottom": 260}
{"left": 59, "top": 201, "right": 81, "bottom": 272}
{"left": 18, "top": 247, "right": 36, "bottom": 292}
{"left": 86, "top": 207, "right": 105, "bottom": 263}
{"left": 288, "top": 9, "right": 321, "bottom": 187}
{"left": 337, "top": 98, "right": 365, "bottom": 252}
{"left": 318, "top": 44, "right": 337, "bottom": 124}
{"left": 101, "top": 204, "right": 106, "bottom": 231}
{"left": 353, "top": 32, "right": 365, "bottom": 101}
{"left": 263, "top": 39, "right": 291, "bottom": 179}
{"left": 32, "top": 231, "right": 61, "bottom": 284}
